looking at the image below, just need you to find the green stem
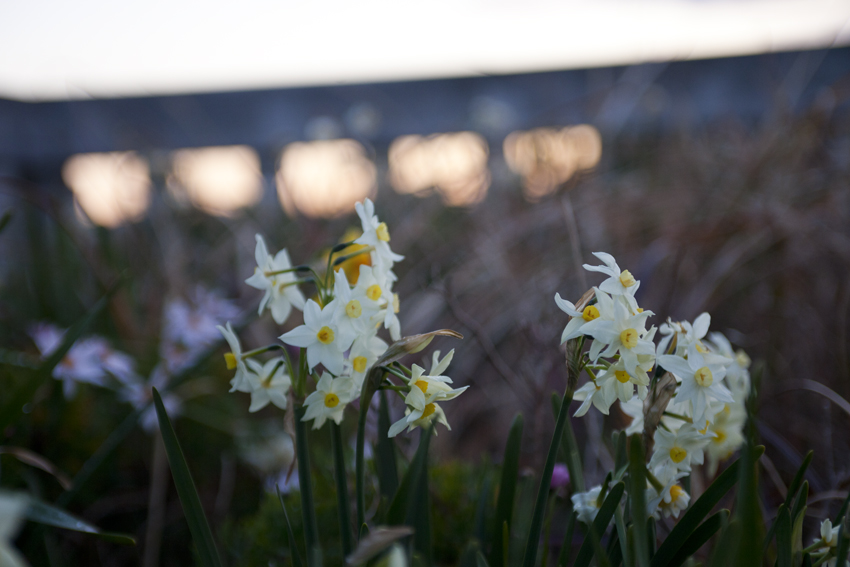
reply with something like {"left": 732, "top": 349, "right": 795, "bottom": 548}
{"left": 240, "top": 344, "right": 283, "bottom": 359}
{"left": 333, "top": 247, "right": 373, "bottom": 267}
{"left": 522, "top": 388, "right": 574, "bottom": 567}
{"left": 331, "top": 422, "right": 353, "bottom": 556}
{"left": 802, "top": 540, "right": 826, "bottom": 554}
{"left": 265, "top": 265, "right": 312, "bottom": 276}
{"left": 294, "top": 405, "right": 321, "bottom": 566}
{"left": 646, "top": 467, "right": 664, "bottom": 492}
{"left": 662, "top": 411, "right": 692, "bottom": 424}
{"left": 355, "top": 386, "right": 372, "bottom": 532}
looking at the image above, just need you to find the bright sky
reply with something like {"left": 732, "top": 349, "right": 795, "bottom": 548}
{"left": 1, "top": 0, "right": 849, "bottom": 101}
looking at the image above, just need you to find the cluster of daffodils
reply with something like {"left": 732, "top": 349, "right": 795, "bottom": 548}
{"left": 219, "top": 199, "right": 467, "bottom": 435}
{"left": 560, "top": 253, "right": 751, "bottom": 522}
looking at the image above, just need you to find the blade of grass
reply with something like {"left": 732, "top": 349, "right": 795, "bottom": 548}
{"left": 573, "top": 482, "right": 624, "bottom": 567}
{"left": 407, "top": 430, "right": 433, "bottom": 567}
{"left": 775, "top": 505, "right": 792, "bottom": 567}
{"left": 275, "top": 485, "right": 304, "bottom": 567}
{"left": 152, "top": 388, "right": 222, "bottom": 567}
{"left": 0, "top": 210, "right": 13, "bottom": 236}
{"left": 294, "top": 404, "right": 321, "bottom": 567}
{"left": 331, "top": 422, "right": 354, "bottom": 556}
{"left": 629, "top": 436, "right": 650, "bottom": 567}
{"left": 708, "top": 519, "right": 741, "bottom": 567}
{"left": 835, "top": 509, "right": 849, "bottom": 567}
{"left": 490, "top": 413, "right": 523, "bottom": 567}
{"left": 651, "top": 447, "right": 764, "bottom": 567}
{"left": 376, "top": 390, "right": 399, "bottom": 502}
{"left": 551, "top": 393, "right": 585, "bottom": 492}
{"left": 732, "top": 384, "right": 764, "bottom": 567}
{"left": 666, "top": 510, "right": 728, "bottom": 567}
{"left": 24, "top": 497, "right": 136, "bottom": 545}
{"left": 790, "top": 481, "right": 809, "bottom": 526}
{"left": 387, "top": 426, "right": 433, "bottom": 525}
{"left": 763, "top": 452, "right": 813, "bottom": 556}
{"left": 522, "top": 390, "right": 573, "bottom": 567}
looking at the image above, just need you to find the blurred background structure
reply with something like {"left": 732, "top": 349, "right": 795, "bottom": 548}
{"left": 1, "top": 1, "right": 850, "bottom": 565}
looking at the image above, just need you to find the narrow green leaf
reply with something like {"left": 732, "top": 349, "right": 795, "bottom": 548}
{"left": 791, "top": 505, "right": 807, "bottom": 562}
{"left": 708, "top": 519, "right": 741, "bottom": 567}
{"left": 614, "top": 507, "right": 630, "bottom": 567}
{"left": 651, "top": 448, "right": 764, "bottom": 567}
{"left": 666, "top": 510, "right": 728, "bottom": 567}
{"left": 407, "top": 428, "right": 434, "bottom": 566}
{"left": 585, "top": 521, "right": 612, "bottom": 567}
{"left": 275, "top": 485, "right": 304, "bottom": 567}
{"left": 24, "top": 497, "right": 135, "bottom": 545}
{"left": 331, "top": 422, "right": 354, "bottom": 556}
{"left": 775, "top": 505, "right": 792, "bottom": 567}
{"left": 573, "top": 482, "right": 625, "bottom": 567}
{"left": 0, "top": 280, "right": 121, "bottom": 430}
{"left": 490, "top": 413, "right": 523, "bottom": 567}
{"left": 835, "top": 509, "right": 850, "bottom": 567}
{"left": 152, "top": 388, "right": 222, "bottom": 567}
{"left": 476, "top": 550, "right": 491, "bottom": 567}
{"left": 801, "top": 552, "right": 813, "bottom": 567}
{"left": 293, "top": 404, "right": 321, "bottom": 567}
{"left": 376, "top": 390, "right": 400, "bottom": 501}
{"left": 732, "top": 391, "right": 764, "bottom": 566}
{"left": 614, "top": 431, "right": 628, "bottom": 479}
{"left": 474, "top": 474, "right": 492, "bottom": 544}
{"left": 836, "top": 490, "right": 850, "bottom": 524}
{"left": 0, "top": 210, "right": 13, "bottom": 236}
{"left": 551, "top": 393, "right": 585, "bottom": 492}
{"left": 522, "top": 390, "right": 574, "bottom": 567}
{"left": 345, "top": 526, "right": 413, "bottom": 566}
{"left": 647, "top": 517, "right": 656, "bottom": 557}
{"left": 790, "top": 481, "right": 809, "bottom": 525}
{"left": 629, "top": 436, "right": 650, "bottom": 567}
{"left": 785, "top": 451, "right": 813, "bottom": 511}
{"left": 387, "top": 426, "right": 433, "bottom": 526}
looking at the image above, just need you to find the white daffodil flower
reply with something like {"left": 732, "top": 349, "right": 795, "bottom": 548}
{"left": 704, "top": 403, "right": 746, "bottom": 476}
{"left": 0, "top": 492, "right": 28, "bottom": 567}
{"left": 354, "top": 198, "right": 404, "bottom": 277}
{"left": 583, "top": 301, "right": 655, "bottom": 376}
{"left": 706, "top": 331, "right": 751, "bottom": 397}
{"left": 818, "top": 519, "right": 841, "bottom": 548}
{"left": 280, "top": 299, "right": 355, "bottom": 376}
{"left": 554, "top": 288, "right": 614, "bottom": 345}
{"left": 646, "top": 467, "right": 690, "bottom": 520}
{"left": 620, "top": 395, "right": 645, "bottom": 436}
{"left": 217, "top": 322, "right": 251, "bottom": 393}
{"left": 332, "top": 268, "right": 380, "bottom": 337}
{"left": 582, "top": 252, "right": 640, "bottom": 312}
{"left": 388, "top": 385, "right": 458, "bottom": 437}
{"left": 245, "top": 358, "right": 291, "bottom": 412}
{"left": 658, "top": 352, "right": 733, "bottom": 425}
{"left": 345, "top": 330, "right": 388, "bottom": 396}
{"left": 572, "top": 380, "right": 613, "bottom": 417}
{"left": 571, "top": 486, "right": 603, "bottom": 524}
{"left": 302, "top": 372, "right": 354, "bottom": 429}
{"left": 351, "top": 264, "right": 401, "bottom": 341}
{"left": 600, "top": 362, "right": 648, "bottom": 405}
{"left": 649, "top": 423, "right": 710, "bottom": 476}
{"left": 245, "top": 234, "right": 306, "bottom": 324}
